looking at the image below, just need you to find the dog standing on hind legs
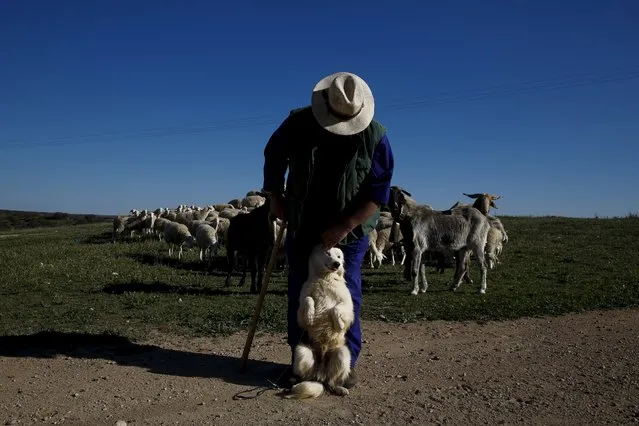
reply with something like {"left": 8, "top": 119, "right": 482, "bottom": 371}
{"left": 284, "top": 244, "right": 355, "bottom": 399}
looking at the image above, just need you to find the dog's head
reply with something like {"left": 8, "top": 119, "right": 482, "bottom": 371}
{"left": 310, "top": 244, "right": 345, "bottom": 277}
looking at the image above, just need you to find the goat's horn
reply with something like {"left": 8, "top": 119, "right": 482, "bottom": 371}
{"left": 490, "top": 195, "right": 502, "bottom": 200}
{"left": 463, "top": 193, "right": 482, "bottom": 199}
{"left": 401, "top": 189, "right": 412, "bottom": 197}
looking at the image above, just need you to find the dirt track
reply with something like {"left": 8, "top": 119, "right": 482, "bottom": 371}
{"left": 2, "top": 308, "right": 639, "bottom": 425}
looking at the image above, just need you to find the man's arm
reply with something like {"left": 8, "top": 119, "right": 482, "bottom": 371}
{"left": 322, "top": 134, "right": 395, "bottom": 247}
{"left": 262, "top": 115, "right": 294, "bottom": 219}
{"left": 262, "top": 116, "right": 293, "bottom": 196}
{"left": 345, "top": 133, "right": 395, "bottom": 228}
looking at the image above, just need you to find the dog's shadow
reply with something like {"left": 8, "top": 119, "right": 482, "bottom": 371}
{"left": 0, "top": 331, "right": 287, "bottom": 389}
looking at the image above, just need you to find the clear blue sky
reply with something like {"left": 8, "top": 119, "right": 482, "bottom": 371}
{"left": 1, "top": 1, "right": 637, "bottom": 218}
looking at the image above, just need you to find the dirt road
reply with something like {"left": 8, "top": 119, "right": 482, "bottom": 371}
{"left": 2, "top": 308, "right": 638, "bottom": 425}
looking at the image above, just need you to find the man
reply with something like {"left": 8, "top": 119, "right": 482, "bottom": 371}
{"left": 261, "top": 71, "right": 394, "bottom": 390}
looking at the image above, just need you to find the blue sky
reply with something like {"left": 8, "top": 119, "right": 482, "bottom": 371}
{"left": 1, "top": 1, "right": 637, "bottom": 218}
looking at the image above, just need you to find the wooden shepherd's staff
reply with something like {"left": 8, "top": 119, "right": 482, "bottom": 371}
{"left": 240, "top": 221, "right": 287, "bottom": 372}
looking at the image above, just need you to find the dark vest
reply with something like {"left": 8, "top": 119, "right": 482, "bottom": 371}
{"left": 284, "top": 106, "right": 386, "bottom": 249}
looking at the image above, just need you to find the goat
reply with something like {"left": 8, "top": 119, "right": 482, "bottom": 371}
{"left": 388, "top": 186, "right": 491, "bottom": 295}
{"left": 462, "top": 192, "right": 502, "bottom": 216}
{"left": 224, "top": 199, "right": 274, "bottom": 294}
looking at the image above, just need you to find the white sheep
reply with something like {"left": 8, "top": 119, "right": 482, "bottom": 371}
{"left": 163, "top": 222, "right": 196, "bottom": 260}
{"left": 228, "top": 198, "right": 242, "bottom": 209}
{"left": 367, "top": 228, "right": 386, "bottom": 268}
{"left": 485, "top": 227, "right": 504, "bottom": 269}
{"left": 195, "top": 220, "right": 219, "bottom": 263}
{"left": 218, "top": 208, "right": 241, "bottom": 220}
{"left": 152, "top": 217, "right": 172, "bottom": 240}
{"left": 216, "top": 217, "right": 231, "bottom": 246}
{"left": 241, "top": 195, "right": 266, "bottom": 209}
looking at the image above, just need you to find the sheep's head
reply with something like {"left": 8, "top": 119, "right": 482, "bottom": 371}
{"left": 463, "top": 193, "right": 502, "bottom": 215}
{"left": 184, "top": 235, "right": 196, "bottom": 249}
{"left": 388, "top": 186, "right": 412, "bottom": 222}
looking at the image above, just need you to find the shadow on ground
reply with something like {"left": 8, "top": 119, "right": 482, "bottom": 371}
{"left": 0, "top": 331, "right": 286, "bottom": 388}
{"left": 102, "top": 280, "right": 288, "bottom": 297}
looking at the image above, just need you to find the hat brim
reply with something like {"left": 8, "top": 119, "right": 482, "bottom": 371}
{"left": 311, "top": 72, "right": 375, "bottom": 136}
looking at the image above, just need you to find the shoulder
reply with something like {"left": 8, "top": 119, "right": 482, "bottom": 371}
{"left": 287, "top": 105, "right": 314, "bottom": 124}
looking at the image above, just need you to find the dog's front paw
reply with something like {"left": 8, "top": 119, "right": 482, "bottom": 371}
{"left": 300, "top": 297, "right": 315, "bottom": 327}
{"left": 330, "top": 308, "right": 346, "bottom": 331}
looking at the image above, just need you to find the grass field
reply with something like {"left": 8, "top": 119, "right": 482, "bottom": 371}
{"left": 1, "top": 216, "right": 638, "bottom": 341}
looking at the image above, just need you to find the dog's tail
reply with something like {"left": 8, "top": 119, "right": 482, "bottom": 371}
{"left": 283, "top": 381, "right": 324, "bottom": 399}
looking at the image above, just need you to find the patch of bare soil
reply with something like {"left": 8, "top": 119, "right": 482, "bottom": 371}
{"left": 2, "top": 308, "right": 639, "bottom": 426}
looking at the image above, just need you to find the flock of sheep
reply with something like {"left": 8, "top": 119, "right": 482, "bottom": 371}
{"left": 111, "top": 187, "right": 509, "bottom": 295}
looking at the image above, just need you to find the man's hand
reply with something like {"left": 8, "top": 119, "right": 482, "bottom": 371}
{"left": 321, "top": 221, "right": 354, "bottom": 249}
{"left": 268, "top": 193, "right": 286, "bottom": 221}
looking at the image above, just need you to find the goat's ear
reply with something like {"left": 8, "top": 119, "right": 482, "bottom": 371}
{"left": 401, "top": 189, "right": 412, "bottom": 197}
{"left": 463, "top": 193, "right": 482, "bottom": 199}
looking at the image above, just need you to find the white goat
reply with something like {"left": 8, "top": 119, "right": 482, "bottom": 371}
{"left": 389, "top": 186, "right": 491, "bottom": 295}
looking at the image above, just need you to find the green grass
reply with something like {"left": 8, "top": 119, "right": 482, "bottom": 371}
{"left": 1, "top": 216, "right": 638, "bottom": 340}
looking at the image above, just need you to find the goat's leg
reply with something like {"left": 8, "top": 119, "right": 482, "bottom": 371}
{"left": 472, "top": 245, "right": 488, "bottom": 294}
{"left": 451, "top": 249, "right": 470, "bottom": 292}
{"left": 254, "top": 251, "right": 267, "bottom": 294}
{"left": 410, "top": 247, "right": 423, "bottom": 295}
{"left": 238, "top": 256, "right": 248, "bottom": 287}
{"left": 249, "top": 255, "right": 258, "bottom": 294}
{"left": 463, "top": 255, "right": 473, "bottom": 284}
{"left": 224, "top": 249, "right": 235, "bottom": 287}
{"left": 419, "top": 258, "right": 428, "bottom": 293}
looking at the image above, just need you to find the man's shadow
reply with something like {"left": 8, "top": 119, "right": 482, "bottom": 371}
{"left": 0, "top": 331, "right": 287, "bottom": 390}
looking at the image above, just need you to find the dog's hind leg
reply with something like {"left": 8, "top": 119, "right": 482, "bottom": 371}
{"left": 292, "top": 344, "right": 316, "bottom": 379}
{"left": 324, "top": 346, "right": 351, "bottom": 396}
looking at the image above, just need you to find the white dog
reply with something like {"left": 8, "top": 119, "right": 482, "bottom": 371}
{"left": 284, "top": 244, "right": 355, "bottom": 399}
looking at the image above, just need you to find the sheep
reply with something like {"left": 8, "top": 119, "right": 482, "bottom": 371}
{"left": 367, "top": 229, "right": 386, "bottom": 268}
{"left": 215, "top": 217, "right": 231, "bottom": 246}
{"left": 115, "top": 212, "right": 155, "bottom": 239}
{"left": 218, "top": 208, "right": 242, "bottom": 220}
{"left": 376, "top": 211, "right": 395, "bottom": 231}
{"left": 228, "top": 198, "right": 242, "bottom": 209}
{"left": 205, "top": 210, "right": 219, "bottom": 221}
{"left": 224, "top": 200, "right": 274, "bottom": 294}
{"left": 486, "top": 215, "right": 508, "bottom": 242}
{"left": 194, "top": 220, "right": 219, "bottom": 264}
{"left": 241, "top": 195, "right": 266, "bottom": 209}
{"left": 152, "top": 217, "right": 172, "bottom": 240}
{"left": 163, "top": 222, "right": 196, "bottom": 260}
{"left": 214, "top": 203, "right": 234, "bottom": 212}
{"left": 456, "top": 195, "right": 510, "bottom": 265}
{"left": 485, "top": 227, "right": 504, "bottom": 269}
{"left": 268, "top": 218, "right": 288, "bottom": 270}
{"left": 388, "top": 186, "right": 491, "bottom": 295}
{"left": 173, "top": 206, "right": 215, "bottom": 226}
{"left": 112, "top": 215, "right": 138, "bottom": 241}
{"left": 185, "top": 219, "right": 209, "bottom": 237}
{"left": 246, "top": 190, "right": 263, "bottom": 197}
